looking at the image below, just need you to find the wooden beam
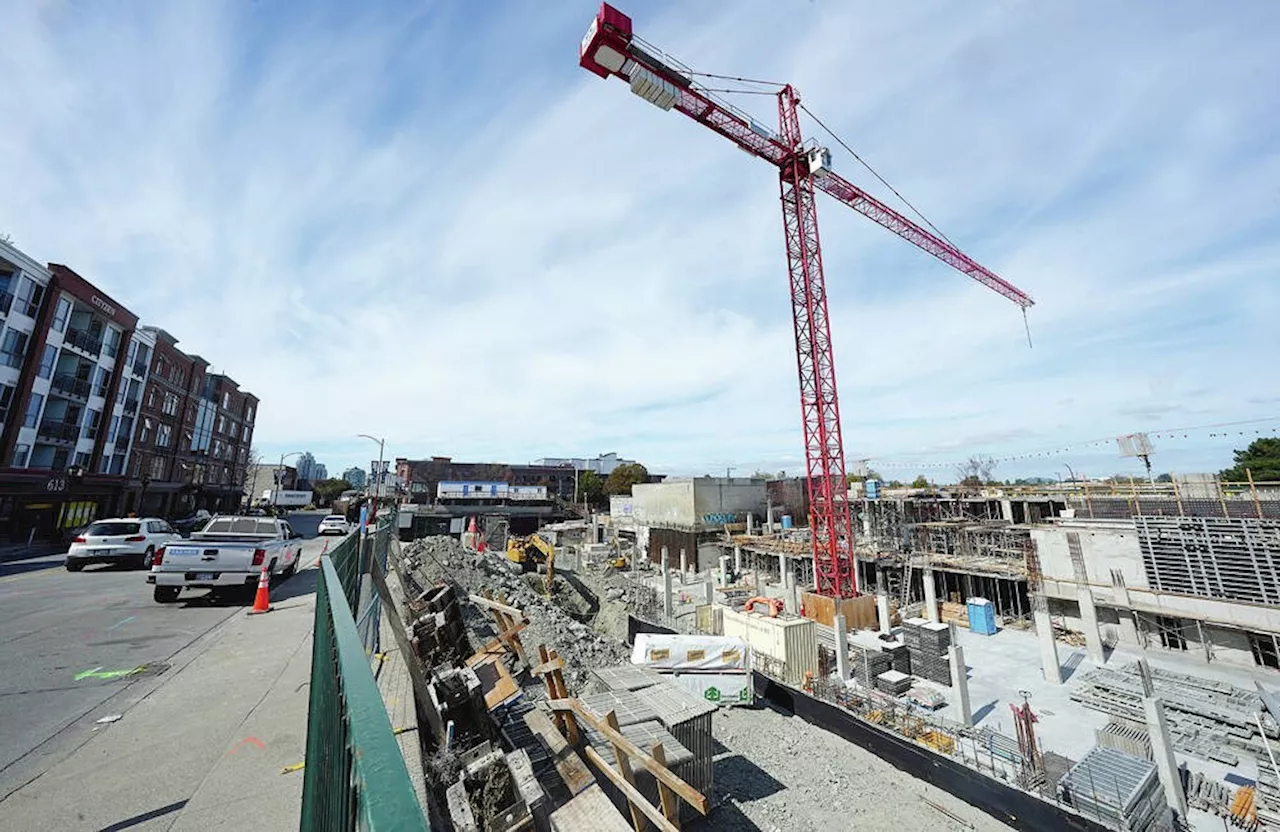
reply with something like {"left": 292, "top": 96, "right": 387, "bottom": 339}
{"left": 549, "top": 649, "right": 581, "bottom": 746}
{"left": 524, "top": 709, "right": 595, "bottom": 796}
{"left": 604, "top": 710, "right": 646, "bottom": 831}
{"left": 531, "top": 656, "right": 566, "bottom": 677}
{"left": 539, "top": 645, "right": 568, "bottom": 736}
{"left": 584, "top": 746, "right": 679, "bottom": 832}
{"left": 469, "top": 593, "right": 525, "bottom": 620}
{"left": 651, "top": 743, "right": 680, "bottom": 828}
{"left": 550, "top": 700, "right": 709, "bottom": 815}
{"left": 474, "top": 621, "right": 528, "bottom": 657}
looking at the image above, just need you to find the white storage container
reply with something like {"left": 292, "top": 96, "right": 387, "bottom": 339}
{"left": 719, "top": 606, "right": 817, "bottom": 687}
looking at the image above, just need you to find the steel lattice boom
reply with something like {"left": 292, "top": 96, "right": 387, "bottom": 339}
{"left": 580, "top": 4, "right": 1034, "bottom": 598}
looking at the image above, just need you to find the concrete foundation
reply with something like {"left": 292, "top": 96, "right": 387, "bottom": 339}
{"left": 1144, "top": 696, "right": 1189, "bottom": 818}
{"left": 923, "top": 567, "right": 939, "bottom": 623}
{"left": 834, "top": 614, "right": 850, "bottom": 680}
{"left": 1034, "top": 607, "right": 1062, "bottom": 685}
{"left": 948, "top": 644, "right": 972, "bottom": 726}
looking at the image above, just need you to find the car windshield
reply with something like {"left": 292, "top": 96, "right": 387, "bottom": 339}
{"left": 85, "top": 521, "right": 141, "bottom": 536}
{"left": 323, "top": 516, "right": 345, "bottom": 522}
{"left": 200, "top": 518, "right": 279, "bottom": 536}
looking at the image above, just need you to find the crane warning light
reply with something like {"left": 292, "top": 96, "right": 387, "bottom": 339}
{"left": 580, "top": 3, "right": 633, "bottom": 79}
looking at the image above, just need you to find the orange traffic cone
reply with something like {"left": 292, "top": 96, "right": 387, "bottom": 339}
{"left": 321, "top": 539, "right": 329, "bottom": 555}
{"left": 248, "top": 565, "right": 273, "bottom": 615}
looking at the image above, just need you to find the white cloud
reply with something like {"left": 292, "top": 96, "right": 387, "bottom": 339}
{"left": 1, "top": 0, "right": 1277, "bottom": 480}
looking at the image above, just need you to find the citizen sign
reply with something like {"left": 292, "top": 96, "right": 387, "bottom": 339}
{"left": 91, "top": 295, "right": 117, "bottom": 318}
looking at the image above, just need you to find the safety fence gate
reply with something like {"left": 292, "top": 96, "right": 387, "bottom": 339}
{"left": 300, "top": 515, "right": 428, "bottom": 831}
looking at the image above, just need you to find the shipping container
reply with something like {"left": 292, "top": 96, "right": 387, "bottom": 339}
{"left": 719, "top": 605, "right": 817, "bottom": 686}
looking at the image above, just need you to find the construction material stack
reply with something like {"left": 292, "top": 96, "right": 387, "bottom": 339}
{"left": 1056, "top": 747, "right": 1168, "bottom": 832}
{"left": 901, "top": 618, "right": 952, "bottom": 686}
{"left": 875, "top": 670, "right": 913, "bottom": 697}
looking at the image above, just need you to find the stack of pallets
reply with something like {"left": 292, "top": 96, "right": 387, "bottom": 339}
{"left": 875, "top": 669, "right": 913, "bottom": 696}
{"left": 1057, "top": 747, "right": 1168, "bottom": 832}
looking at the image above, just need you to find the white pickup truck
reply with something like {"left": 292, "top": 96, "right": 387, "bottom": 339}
{"left": 148, "top": 515, "right": 305, "bottom": 603}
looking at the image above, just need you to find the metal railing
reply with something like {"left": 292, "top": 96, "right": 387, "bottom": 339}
{"left": 50, "top": 373, "right": 92, "bottom": 399}
{"left": 301, "top": 553, "right": 426, "bottom": 832}
{"left": 37, "top": 419, "right": 80, "bottom": 442}
{"left": 63, "top": 327, "right": 102, "bottom": 356}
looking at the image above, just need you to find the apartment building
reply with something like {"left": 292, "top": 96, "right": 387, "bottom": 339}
{"left": 0, "top": 240, "right": 259, "bottom": 543}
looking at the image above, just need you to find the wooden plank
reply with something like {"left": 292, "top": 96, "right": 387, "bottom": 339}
{"left": 584, "top": 746, "right": 679, "bottom": 832}
{"left": 469, "top": 593, "right": 525, "bottom": 620}
{"left": 531, "top": 656, "right": 566, "bottom": 677}
{"left": 548, "top": 649, "right": 581, "bottom": 747}
{"left": 604, "top": 710, "right": 646, "bottom": 831}
{"left": 548, "top": 784, "right": 633, "bottom": 832}
{"left": 468, "top": 653, "right": 521, "bottom": 710}
{"left": 474, "top": 621, "right": 529, "bottom": 657}
{"left": 539, "top": 645, "right": 568, "bottom": 735}
{"left": 524, "top": 710, "right": 595, "bottom": 796}
{"left": 554, "top": 699, "right": 709, "bottom": 815}
{"left": 650, "top": 743, "right": 680, "bottom": 828}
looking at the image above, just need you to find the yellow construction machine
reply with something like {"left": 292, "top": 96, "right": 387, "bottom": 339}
{"left": 505, "top": 532, "right": 556, "bottom": 573}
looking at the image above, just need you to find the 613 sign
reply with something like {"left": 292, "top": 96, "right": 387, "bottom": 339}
{"left": 44, "top": 477, "right": 69, "bottom": 493}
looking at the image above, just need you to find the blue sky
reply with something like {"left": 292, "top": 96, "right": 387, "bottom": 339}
{"left": 3, "top": 0, "right": 1278, "bottom": 483}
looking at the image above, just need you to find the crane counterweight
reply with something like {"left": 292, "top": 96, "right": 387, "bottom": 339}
{"left": 580, "top": 2, "right": 1035, "bottom": 598}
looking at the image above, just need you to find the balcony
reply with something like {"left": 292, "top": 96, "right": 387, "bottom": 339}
{"left": 131, "top": 359, "right": 148, "bottom": 376}
{"left": 0, "top": 350, "right": 21, "bottom": 370}
{"left": 63, "top": 328, "right": 102, "bottom": 357}
{"left": 0, "top": 288, "right": 13, "bottom": 317}
{"left": 50, "top": 373, "right": 92, "bottom": 400}
{"left": 122, "top": 397, "right": 140, "bottom": 415}
{"left": 37, "top": 419, "right": 81, "bottom": 444}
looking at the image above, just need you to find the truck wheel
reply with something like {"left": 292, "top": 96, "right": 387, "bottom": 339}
{"left": 66, "top": 559, "right": 84, "bottom": 572}
{"left": 281, "top": 559, "right": 297, "bottom": 580}
{"left": 154, "top": 586, "right": 180, "bottom": 603}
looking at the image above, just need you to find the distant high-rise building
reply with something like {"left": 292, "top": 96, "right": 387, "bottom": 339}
{"left": 295, "top": 451, "right": 316, "bottom": 483}
{"left": 313, "top": 462, "right": 327, "bottom": 481}
{"left": 343, "top": 467, "right": 366, "bottom": 488}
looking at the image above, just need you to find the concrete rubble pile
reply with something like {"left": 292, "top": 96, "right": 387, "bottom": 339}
{"left": 402, "top": 536, "right": 629, "bottom": 690}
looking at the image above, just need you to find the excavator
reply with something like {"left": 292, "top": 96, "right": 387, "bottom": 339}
{"left": 505, "top": 532, "right": 557, "bottom": 596}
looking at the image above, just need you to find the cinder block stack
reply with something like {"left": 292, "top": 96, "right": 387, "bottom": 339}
{"left": 884, "top": 642, "right": 912, "bottom": 675}
{"left": 851, "top": 645, "right": 892, "bottom": 687}
{"left": 901, "top": 618, "right": 952, "bottom": 686}
{"left": 875, "top": 669, "right": 913, "bottom": 696}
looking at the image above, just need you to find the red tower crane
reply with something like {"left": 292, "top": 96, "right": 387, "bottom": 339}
{"left": 580, "top": 5, "right": 1035, "bottom": 599}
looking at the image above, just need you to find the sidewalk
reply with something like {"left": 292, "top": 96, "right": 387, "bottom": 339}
{"left": 0, "top": 556, "right": 321, "bottom": 831}
{"left": 0, "top": 542, "right": 66, "bottom": 565}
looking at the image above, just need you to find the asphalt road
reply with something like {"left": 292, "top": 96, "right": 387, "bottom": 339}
{"left": 0, "top": 511, "right": 330, "bottom": 800}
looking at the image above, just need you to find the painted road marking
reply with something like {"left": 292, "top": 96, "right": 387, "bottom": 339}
{"left": 74, "top": 666, "right": 145, "bottom": 681}
{"left": 106, "top": 615, "right": 136, "bottom": 631}
{"left": 229, "top": 736, "right": 266, "bottom": 754}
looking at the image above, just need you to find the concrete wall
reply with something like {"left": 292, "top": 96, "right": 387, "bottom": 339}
{"left": 1032, "top": 522, "right": 1147, "bottom": 589}
{"left": 630, "top": 480, "right": 697, "bottom": 527}
{"left": 691, "top": 478, "right": 767, "bottom": 522}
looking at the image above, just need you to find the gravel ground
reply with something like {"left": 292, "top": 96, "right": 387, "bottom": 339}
{"left": 707, "top": 703, "right": 1016, "bottom": 831}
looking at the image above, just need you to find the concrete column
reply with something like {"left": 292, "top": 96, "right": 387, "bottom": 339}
{"left": 661, "top": 546, "right": 669, "bottom": 573}
{"left": 718, "top": 555, "right": 729, "bottom": 586}
{"left": 877, "top": 590, "right": 892, "bottom": 635}
{"left": 923, "top": 567, "right": 939, "bottom": 623}
{"left": 834, "top": 614, "right": 850, "bottom": 681}
{"left": 1076, "top": 586, "right": 1106, "bottom": 664}
{"left": 663, "top": 566, "right": 674, "bottom": 618}
{"left": 679, "top": 548, "right": 688, "bottom": 581}
{"left": 790, "top": 583, "right": 800, "bottom": 616}
{"left": 753, "top": 567, "right": 761, "bottom": 597}
{"left": 1034, "top": 605, "right": 1062, "bottom": 684}
{"left": 781, "top": 556, "right": 791, "bottom": 590}
{"left": 949, "top": 644, "right": 973, "bottom": 726}
{"left": 766, "top": 502, "right": 774, "bottom": 532}
{"left": 733, "top": 545, "right": 742, "bottom": 575}
{"left": 704, "top": 581, "right": 715, "bottom": 606}
{"left": 746, "top": 513, "right": 754, "bottom": 535}
{"left": 1118, "top": 610, "right": 1140, "bottom": 648}
{"left": 1144, "top": 696, "right": 1189, "bottom": 818}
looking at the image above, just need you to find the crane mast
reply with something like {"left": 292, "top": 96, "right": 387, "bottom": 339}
{"left": 580, "top": 4, "right": 1034, "bottom": 598}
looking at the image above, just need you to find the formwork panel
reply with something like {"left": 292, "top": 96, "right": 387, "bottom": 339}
{"left": 1136, "top": 516, "right": 1280, "bottom": 605}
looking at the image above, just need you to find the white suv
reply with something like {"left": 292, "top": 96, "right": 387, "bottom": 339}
{"left": 317, "top": 515, "right": 352, "bottom": 536}
{"left": 66, "top": 518, "right": 182, "bottom": 571}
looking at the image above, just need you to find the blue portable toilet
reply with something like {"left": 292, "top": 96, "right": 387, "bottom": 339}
{"left": 967, "top": 597, "right": 997, "bottom": 635}
{"left": 781, "top": 515, "right": 793, "bottom": 530}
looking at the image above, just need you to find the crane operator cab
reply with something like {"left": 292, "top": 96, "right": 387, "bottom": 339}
{"left": 807, "top": 146, "right": 832, "bottom": 179}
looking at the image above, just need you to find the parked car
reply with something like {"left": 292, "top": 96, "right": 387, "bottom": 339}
{"left": 171, "top": 509, "right": 212, "bottom": 537}
{"left": 317, "top": 514, "right": 352, "bottom": 536}
{"left": 66, "top": 518, "right": 182, "bottom": 571}
{"left": 148, "top": 515, "right": 304, "bottom": 603}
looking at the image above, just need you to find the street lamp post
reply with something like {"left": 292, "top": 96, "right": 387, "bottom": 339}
{"left": 275, "top": 451, "right": 304, "bottom": 514}
{"left": 357, "top": 434, "right": 386, "bottom": 523}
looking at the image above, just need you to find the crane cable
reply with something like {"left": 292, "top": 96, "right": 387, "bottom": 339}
{"left": 684, "top": 69, "right": 784, "bottom": 88}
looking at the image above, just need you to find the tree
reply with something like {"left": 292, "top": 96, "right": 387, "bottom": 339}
{"left": 605, "top": 463, "right": 650, "bottom": 496}
{"left": 955, "top": 455, "right": 996, "bottom": 487}
{"left": 578, "top": 470, "right": 606, "bottom": 506}
{"left": 911, "top": 475, "right": 930, "bottom": 489}
{"left": 847, "top": 469, "right": 883, "bottom": 484}
{"left": 1154, "top": 473, "right": 1173, "bottom": 483}
{"left": 887, "top": 479, "right": 904, "bottom": 488}
{"left": 313, "top": 478, "right": 354, "bottom": 505}
{"left": 242, "top": 446, "right": 263, "bottom": 507}
{"left": 1221, "top": 437, "right": 1280, "bottom": 482}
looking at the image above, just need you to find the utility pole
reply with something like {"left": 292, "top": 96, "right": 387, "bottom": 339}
{"left": 275, "top": 451, "right": 303, "bottom": 514}
{"left": 358, "top": 434, "right": 386, "bottom": 524}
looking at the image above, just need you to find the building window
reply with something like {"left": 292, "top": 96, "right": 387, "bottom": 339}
{"left": 108, "top": 414, "right": 120, "bottom": 443}
{"left": 74, "top": 451, "right": 91, "bottom": 467}
{"left": 52, "top": 297, "right": 71, "bottom": 332}
{"left": 109, "top": 453, "right": 125, "bottom": 475}
{"left": 0, "top": 383, "right": 13, "bottom": 423}
{"left": 245, "top": 404, "right": 254, "bottom": 422}
{"left": 11, "top": 443, "right": 30, "bottom": 468}
{"left": 0, "top": 328, "right": 28, "bottom": 368}
{"left": 146, "top": 387, "right": 156, "bottom": 409}
{"left": 161, "top": 392, "right": 179, "bottom": 416}
{"left": 13, "top": 277, "right": 45, "bottom": 318}
{"left": 242, "top": 424, "right": 251, "bottom": 442}
{"left": 23, "top": 392, "right": 44, "bottom": 428}
{"left": 140, "top": 416, "right": 152, "bottom": 444}
{"left": 52, "top": 448, "right": 69, "bottom": 470}
{"left": 150, "top": 455, "right": 166, "bottom": 480}
{"left": 155, "top": 357, "right": 166, "bottom": 377}
{"left": 216, "top": 415, "right": 225, "bottom": 434}
{"left": 92, "top": 365, "right": 109, "bottom": 398}
{"left": 103, "top": 326, "right": 121, "bottom": 358}
{"left": 126, "top": 339, "right": 138, "bottom": 367}
{"left": 222, "top": 392, "right": 230, "bottom": 409}
{"left": 37, "top": 344, "right": 57, "bottom": 379}
{"left": 85, "top": 408, "right": 102, "bottom": 440}
{"left": 157, "top": 423, "right": 172, "bottom": 448}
